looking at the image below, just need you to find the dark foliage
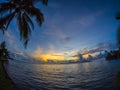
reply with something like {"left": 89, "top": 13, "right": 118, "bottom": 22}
{"left": 116, "top": 12, "right": 120, "bottom": 20}
{"left": 116, "top": 13, "right": 120, "bottom": 47}
{"left": 0, "top": 41, "right": 10, "bottom": 60}
{"left": 106, "top": 49, "right": 120, "bottom": 60}
{"left": 0, "top": 0, "right": 48, "bottom": 48}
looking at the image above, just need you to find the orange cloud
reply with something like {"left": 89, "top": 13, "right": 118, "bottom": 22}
{"left": 83, "top": 54, "right": 89, "bottom": 59}
{"left": 31, "top": 47, "right": 65, "bottom": 61}
{"left": 31, "top": 46, "right": 78, "bottom": 62}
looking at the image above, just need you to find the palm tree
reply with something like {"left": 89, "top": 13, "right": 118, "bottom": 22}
{"left": 0, "top": 0, "right": 48, "bottom": 48}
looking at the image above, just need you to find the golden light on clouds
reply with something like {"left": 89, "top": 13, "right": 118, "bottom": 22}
{"left": 31, "top": 46, "right": 98, "bottom": 62}
{"left": 83, "top": 54, "right": 89, "bottom": 59}
{"left": 83, "top": 53, "right": 96, "bottom": 59}
{"left": 31, "top": 47, "right": 78, "bottom": 61}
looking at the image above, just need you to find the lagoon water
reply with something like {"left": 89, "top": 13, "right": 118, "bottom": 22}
{"left": 4, "top": 59, "right": 120, "bottom": 90}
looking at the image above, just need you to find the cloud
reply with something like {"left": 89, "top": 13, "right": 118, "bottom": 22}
{"left": 73, "top": 42, "right": 117, "bottom": 59}
{"left": 80, "top": 42, "right": 116, "bottom": 55}
{"left": 31, "top": 45, "right": 78, "bottom": 61}
{"left": 31, "top": 42, "right": 116, "bottom": 61}
{"left": 4, "top": 30, "right": 19, "bottom": 51}
{"left": 31, "top": 46, "right": 65, "bottom": 61}
{"left": 42, "top": 10, "right": 103, "bottom": 46}
{"left": 42, "top": 25, "right": 72, "bottom": 44}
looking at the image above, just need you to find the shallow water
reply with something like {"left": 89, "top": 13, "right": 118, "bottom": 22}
{"left": 4, "top": 59, "right": 120, "bottom": 90}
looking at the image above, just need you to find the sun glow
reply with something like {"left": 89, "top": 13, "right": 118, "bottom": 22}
{"left": 40, "top": 54, "right": 65, "bottom": 61}
{"left": 31, "top": 47, "right": 98, "bottom": 62}
{"left": 83, "top": 54, "right": 89, "bottom": 59}
{"left": 83, "top": 53, "right": 97, "bottom": 59}
{"left": 31, "top": 47, "right": 75, "bottom": 62}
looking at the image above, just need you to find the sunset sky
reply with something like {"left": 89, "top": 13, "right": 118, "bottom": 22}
{"left": 0, "top": 0, "right": 120, "bottom": 61}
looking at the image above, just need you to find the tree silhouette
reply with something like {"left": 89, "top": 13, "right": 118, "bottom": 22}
{"left": 0, "top": 41, "right": 10, "bottom": 60}
{"left": 116, "top": 12, "right": 120, "bottom": 48}
{"left": 116, "top": 13, "right": 120, "bottom": 20}
{"left": 0, "top": 0, "right": 48, "bottom": 48}
{"left": 114, "top": 13, "right": 120, "bottom": 84}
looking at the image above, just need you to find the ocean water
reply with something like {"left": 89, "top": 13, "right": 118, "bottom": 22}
{"left": 4, "top": 59, "right": 120, "bottom": 90}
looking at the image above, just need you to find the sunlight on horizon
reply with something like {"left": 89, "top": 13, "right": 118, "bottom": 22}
{"left": 31, "top": 52, "right": 79, "bottom": 62}
{"left": 30, "top": 47, "right": 96, "bottom": 61}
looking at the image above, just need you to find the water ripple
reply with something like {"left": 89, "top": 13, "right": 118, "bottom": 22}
{"left": 4, "top": 59, "right": 120, "bottom": 90}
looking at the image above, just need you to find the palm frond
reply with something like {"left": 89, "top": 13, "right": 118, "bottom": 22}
{"left": 42, "top": 0, "right": 48, "bottom": 5}
{"left": 0, "top": 27, "right": 5, "bottom": 34}
{"left": 25, "top": 6, "right": 44, "bottom": 26}
{"left": 17, "top": 12, "right": 31, "bottom": 48}
{"left": 0, "top": 2, "right": 15, "bottom": 13}
{"left": 23, "top": 12, "right": 34, "bottom": 30}
{"left": 6, "top": 12, "right": 15, "bottom": 29}
{"left": 17, "top": 12, "right": 24, "bottom": 40}
{"left": 0, "top": 17, "right": 8, "bottom": 29}
{"left": 116, "top": 12, "right": 120, "bottom": 20}
{"left": 22, "top": 13, "right": 32, "bottom": 38}
{"left": 0, "top": 12, "right": 15, "bottom": 30}
{"left": 0, "top": 0, "right": 48, "bottom": 48}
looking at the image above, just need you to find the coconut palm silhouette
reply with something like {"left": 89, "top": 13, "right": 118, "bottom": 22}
{"left": 0, "top": 0, "right": 48, "bottom": 48}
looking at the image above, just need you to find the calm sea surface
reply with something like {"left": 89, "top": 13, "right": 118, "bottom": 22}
{"left": 4, "top": 59, "right": 120, "bottom": 90}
